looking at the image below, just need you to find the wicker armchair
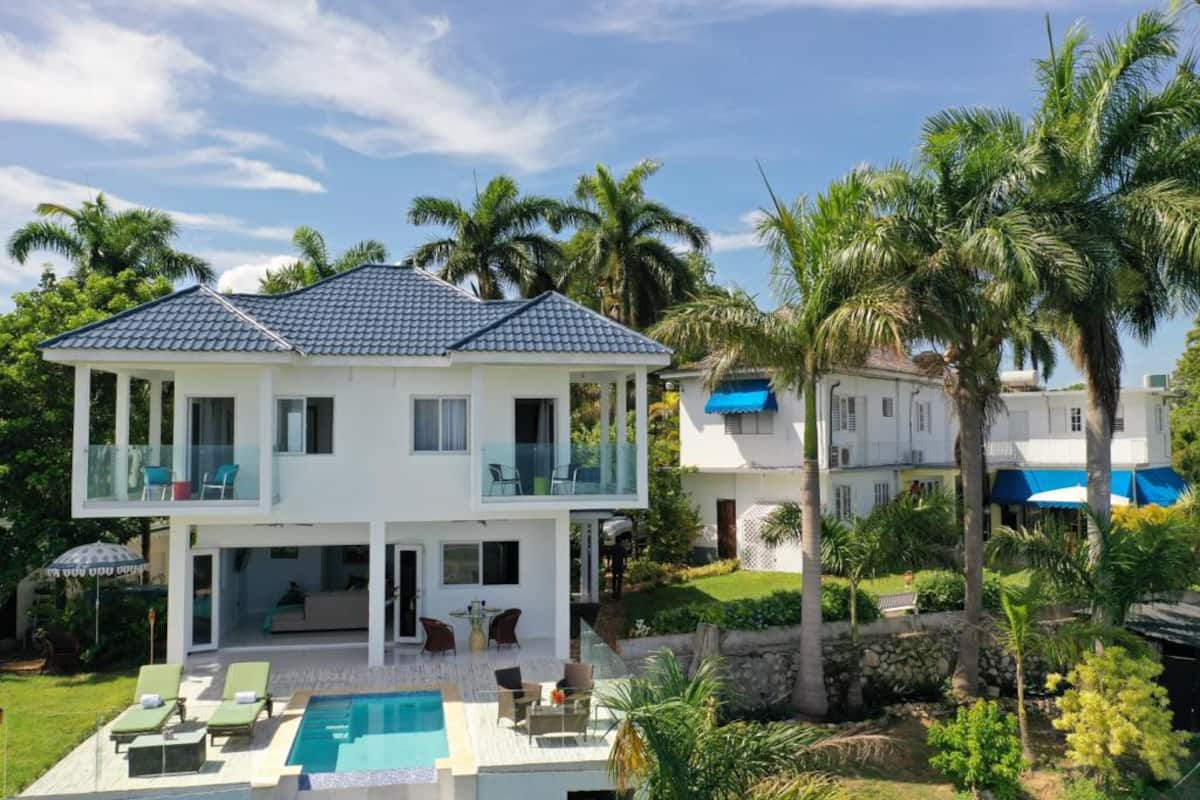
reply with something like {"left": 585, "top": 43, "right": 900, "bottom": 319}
{"left": 555, "top": 661, "right": 595, "bottom": 703}
{"left": 38, "top": 630, "right": 81, "bottom": 674}
{"left": 419, "top": 617, "right": 456, "bottom": 657}
{"left": 488, "top": 608, "right": 522, "bottom": 649}
{"left": 495, "top": 667, "right": 541, "bottom": 727}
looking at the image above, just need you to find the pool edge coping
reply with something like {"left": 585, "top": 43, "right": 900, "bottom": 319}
{"left": 250, "top": 683, "right": 476, "bottom": 790}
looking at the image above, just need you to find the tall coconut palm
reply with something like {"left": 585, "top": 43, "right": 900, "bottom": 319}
{"left": 842, "top": 110, "right": 1080, "bottom": 697}
{"left": 561, "top": 160, "right": 708, "bottom": 329}
{"left": 652, "top": 170, "right": 913, "bottom": 718}
{"left": 7, "top": 194, "right": 213, "bottom": 283}
{"left": 259, "top": 226, "right": 388, "bottom": 294}
{"left": 406, "top": 175, "right": 561, "bottom": 300}
{"left": 1028, "top": 11, "right": 1200, "bottom": 582}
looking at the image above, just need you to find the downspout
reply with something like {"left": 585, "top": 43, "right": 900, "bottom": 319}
{"left": 828, "top": 380, "right": 841, "bottom": 469}
{"left": 908, "top": 387, "right": 920, "bottom": 465}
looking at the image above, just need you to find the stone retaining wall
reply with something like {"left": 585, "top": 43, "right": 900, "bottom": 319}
{"left": 620, "top": 611, "right": 1040, "bottom": 716}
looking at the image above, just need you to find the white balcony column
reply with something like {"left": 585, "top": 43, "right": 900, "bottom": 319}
{"left": 148, "top": 378, "right": 162, "bottom": 464}
{"left": 599, "top": 381, "right": 612, "bottom": 489}
{"left": 72, "top": 365, "right": 91, "bottom": 514}
{"left": 590, "top": 516, "right": 602, "bottom": 602}
{"left": 258, "top": 368, "right": 274, "bottom": 507}
{"left": 368, "top": 520, "right": 387, "bottom": 667}
{"left": 615, "top": 373, "right": 628, "bottom": 494}
{"left": 166, "top": 518, "right": 188, "bottom": 664}
{"left": 470, "top": 366, "right": 484, "bottom": 506}
{"left": 171, "top": 380, "right": 186, "bottom": 487}
{"left": 114, "top": 371, "right": 130, "bottom": 500}
{"left": 635, "top": 367, "right": 648, "bottom": 504}
{"left": 554, "top": 512, "right": 570, "bottom": 659}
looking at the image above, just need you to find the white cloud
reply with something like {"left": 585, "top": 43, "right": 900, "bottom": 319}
{"left": 0, "top": 165, "right": 294, "bottom": 286}
{"left": 149, "top": 0, "right": 610, "bottom": 170}
{"left": 127, "top": 145, "right": 326, "bottom": 193}
{"left": 0, "top": 11, "right": 209, "bottom": 139}
{"left": 213, "top": 253, "right": 296, "bottom": 293}
{"left": 569, "top": 0, "right": 1071, "bottom": 39}
{"left": 710, "top": 210, "right": 765, "bottom": 253}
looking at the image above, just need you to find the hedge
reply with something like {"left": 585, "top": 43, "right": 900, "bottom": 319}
{"left": 643, "top": 582, "right": 880, "bottom": 636}
{"left": 914, "top": 570, "right": 1004, "bottom": 613}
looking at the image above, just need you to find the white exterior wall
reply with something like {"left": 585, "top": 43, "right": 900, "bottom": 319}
{"left": 987, "top": 388, "right": 1172, "bottom": 467}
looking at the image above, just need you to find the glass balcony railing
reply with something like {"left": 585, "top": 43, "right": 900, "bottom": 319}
{"left": 481, "top": 441, "right": 637, "bottom": 499}
{"left": 85, "top": 444, "right": 261, "bottom": 504}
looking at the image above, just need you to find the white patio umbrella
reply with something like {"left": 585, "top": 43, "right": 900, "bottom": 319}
{"left": 43, "top": 540, "right": 147, "bottom": 647}
{"left": 1026, "top": 484, "right": 1131, "bottom": 508}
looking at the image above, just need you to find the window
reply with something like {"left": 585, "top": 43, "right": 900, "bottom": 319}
{"left": 917, "top": 478, "right": 943, "bottom": 496}
{"left": 275, "top": 396, "right": 334, "bottom": 454}
{"left": 1156, "top": 404, "right": 1165, "bottom": 434}
{"left": 832, "top": 396, "right": 856, "bottom": 432}
{"left": 834, "top": 485, "right": 853, "bottom": 520}
{"left": 1113, "top": 405, "right": 1124, "bottom": 432}
{"left": 882, "top": 397, "right": 894, "bottom": 418}
{"left": 873, "top": 481, "right": 891, "bottom": 508}
{"left": 916, "top": 402, "right": 929, "bottom": 433}
{"left": 724, "top": 412, "right": 773, "bottom": 435}
{"left": 441, "top": 541, "right": 520, "bottom": 586}
{"left": 1070, "top": 407, "right": 1082, "bottom": 433}
{"left": 414, "top": 397, "right": 468, "bottom": 452}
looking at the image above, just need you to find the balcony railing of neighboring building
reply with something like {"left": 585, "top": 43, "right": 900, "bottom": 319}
{"left": 829, "top": 440, "right": 953, "bottom": 469}
{"left": 984, "top": 438, "right": 1150, "bottom": 466}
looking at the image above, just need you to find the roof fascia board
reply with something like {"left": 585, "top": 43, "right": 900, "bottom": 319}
{"left": 302, "top": 355, "right": 453, "bottom": 368}
{"left": 41, "top": 348, "right": 295, "bottom": 365}
{"left": 450, "top": 351, "right": 671, "bottom": 367}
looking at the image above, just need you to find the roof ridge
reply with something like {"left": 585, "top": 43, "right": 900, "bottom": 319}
{"left": 445, "top": 292, "right": 551, "bottom": 351}
{"left": 226, "top": 262, "right": 395, "bottom": 300}
{"left": 200, "top": 286, "right": 303, "bottom": 355}
{"left": 410, "top": 265, "right": 492, "bottom": 302}
{"left": 539, "top": 291, "right": 674, "bottom": 353}
{"left": 39, "top": 284, "right": 205, "bottom": 349}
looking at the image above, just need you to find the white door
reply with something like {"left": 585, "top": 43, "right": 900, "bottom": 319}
{"left": 393, "top": 545, "right": 423, "bottom": 644}
{"left": 188, "top": 549, "right": 220, "bottom": 652}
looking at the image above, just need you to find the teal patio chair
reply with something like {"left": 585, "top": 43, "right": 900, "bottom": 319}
{"left": 201, "top": 464, "right": 239, "bottom": 499}
{"left": 141, "top": 466, "right": 172, "bottom": 501}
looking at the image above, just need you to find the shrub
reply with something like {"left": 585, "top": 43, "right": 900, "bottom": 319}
{"left": 1063, "top": 778, "right": 1116, "bottom": 800}
{"left": 927, "top": 700, "right": 1025, "bottom": 799}
{"left": 679, "top": 559, "right": 740, "bottom": 581}
{"left": 626, "top": 559, "right": 677, "bottom": 588}
{"left": 42, "top": 584, "right": 167, "bottom": 668}
{"left": 914, "top": 570, "right": 1003, "bottom": 613}
{"left": 646, "top": 582, "right": 880, "bottom": 635}
{"left": 1048, "top": 646, "right": 1190, "bottom": 785}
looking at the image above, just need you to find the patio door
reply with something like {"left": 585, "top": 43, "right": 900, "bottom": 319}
{"left": 188, "top": 397, "right": 234, "bottom": 493}
{"left": 393, "top": 545, "right": 422, "bottom": 644}
{"left": 515, "top": 398, "right": 555, "bottom": 495}
{"left": 188, "top": 549, "right": 220, "bottom": 652}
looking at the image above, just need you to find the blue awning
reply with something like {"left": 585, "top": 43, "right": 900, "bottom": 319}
{"left": 990, "top": 469, "right": 1134, "bottom": 508}
{"left": 1134, "top": 467, "right": 1189, "bottom": 507}
{"left": 705, "top": 379, "right": 779, "bottom": 415}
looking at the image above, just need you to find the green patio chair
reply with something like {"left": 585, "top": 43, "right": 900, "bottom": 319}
{"left": 110, "top": 664, "right": 186, "bottom": 752}
{"left": 205, "top": 661, "right": 273, "bottom": 745}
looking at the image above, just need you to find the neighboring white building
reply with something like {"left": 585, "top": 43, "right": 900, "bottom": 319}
{"left": 663, "top": 352, "right": 960, "bottom": 570}
{"left": 41, "top": 264, "right": 667, "bottom": 667}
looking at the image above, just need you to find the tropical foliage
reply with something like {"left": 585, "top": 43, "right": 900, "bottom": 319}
{"left": 1171, "top": 315, "right": 1200, "bottom": 484}
{"left": 641, "top": 583, "right": 879, "bottom": 637}
{"left": 406, "top": 175, "right": 561, "bottom": 299}
{"left": 7, "top": 194, "right": 213, "bottom": 283}
{"left": 927, "top": 700, "right": 1027, "bottom": 800}
{"left": 604, "top": 649, "right": 879, "bottom": 800}
{"left": 259, "top": 226, "right": 388, "bottom": 294}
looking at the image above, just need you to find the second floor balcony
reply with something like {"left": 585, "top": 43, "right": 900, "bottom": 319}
{"left": 986, "top": 437, "right": 1150, "bottom": 466}
{"left": 85, "top": 444, "right": 264, "bottom": 508}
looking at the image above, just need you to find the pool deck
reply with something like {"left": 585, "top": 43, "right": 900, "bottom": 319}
{"left": 21, "top": 640, "right": 620, "bottom": 799}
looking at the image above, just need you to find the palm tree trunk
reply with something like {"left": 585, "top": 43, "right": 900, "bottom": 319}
{"left": 1015, "top": 653, "right": 1033, "bottom": 765}
{"left": 1084, "top": 381, "right": 1112, "bottom": 624}
{"left": 952, "top": 391, "right": 984, "bottom": 700}
{"left": 791, "top": 378, "right": 828, "bottom": 718}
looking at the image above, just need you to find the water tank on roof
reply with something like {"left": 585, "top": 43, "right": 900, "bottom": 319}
{"left": 1000, "top": 370, "right": 1039, "bottom": 390}
{"left": 1143, "top": 373, "right": 1169, "bottom": 389}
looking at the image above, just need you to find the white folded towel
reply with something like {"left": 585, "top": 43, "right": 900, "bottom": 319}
{"left": 235, "top": 690, "right": 258, "bottom": 704}
{"left": 140, "top": 693, "right": 163, "bottom": 709}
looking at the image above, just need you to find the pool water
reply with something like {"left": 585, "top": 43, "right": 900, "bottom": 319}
{"left": 286, "top": 691, "right": 449, "bottom": 774}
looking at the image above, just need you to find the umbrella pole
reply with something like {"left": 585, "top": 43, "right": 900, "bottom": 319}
{"left": 94, "top": 577, "right": 100, "bottom": 648}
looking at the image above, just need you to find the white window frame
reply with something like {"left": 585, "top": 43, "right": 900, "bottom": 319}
{"left": 1070, "top": 407, "right": 1082, "bottom": 433}
{"left": 1113, "top": 405, "right": 1124, "bottom": 433}
{"left": 274, "top": 395, "right": 335, "bottom": 455}
{"left": 1156, "top": 404, "right": 1165, "bottom": 434}
{"left": 835, "top": 485, "right": 853, "bottom": 520}
{"left": 882, "top": 397, "right": 894, "bottom": 418}
{"left": 873, "top": 481, "right": 891, "bottom": 508}
{"left": 439, "top": 540, "right": 520, "bottom": 587}
{"left": 412, "top": 395, "right": 470, "bottom": 454}
{"left": 916, "top": 402, "right": 928, "bottom": 433}
{"left": 724, "top": 411, "right": 774, "bottom": 435}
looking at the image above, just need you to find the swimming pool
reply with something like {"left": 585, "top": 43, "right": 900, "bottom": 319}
{"left": 286, "top": 690, "right": 449, "bottom": 774}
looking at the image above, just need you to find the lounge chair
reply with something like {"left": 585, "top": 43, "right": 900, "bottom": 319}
{"left": 205, "top": 661, "right": 273, "bottom": 745}
{"left": 110, "top": 664, "right": 186, "bottom": 752}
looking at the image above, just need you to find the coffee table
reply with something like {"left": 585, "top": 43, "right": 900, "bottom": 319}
{"left": 526, "top": 700, "right": 590, "bottom": 742}
{"left": 128, "top": 729, "right": 206, "bottom": 777}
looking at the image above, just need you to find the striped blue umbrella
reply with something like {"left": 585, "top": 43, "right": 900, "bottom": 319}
{"left": 44, "top": 541, "right": 147, "bottom": 646}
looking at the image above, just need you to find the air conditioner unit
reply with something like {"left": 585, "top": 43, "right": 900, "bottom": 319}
{"left": 840, "top": 447, "right": 852, "bottom": 467}
{"left": 910, "top": 449, "right": 925, "bottom": 464}
{"left": 829, "top": 446, "right": 839, "bottom": 468}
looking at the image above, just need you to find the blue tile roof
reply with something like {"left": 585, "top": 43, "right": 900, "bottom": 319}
{"left": 41, "top": 264, "right": 671, "bottom": 359}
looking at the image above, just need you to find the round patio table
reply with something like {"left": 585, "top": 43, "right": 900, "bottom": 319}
{"left": 450, "top": 606, "right": 502, "bottom": 651}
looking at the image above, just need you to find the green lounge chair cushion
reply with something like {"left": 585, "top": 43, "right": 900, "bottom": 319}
{"left": 112, "top": 702, "right": 176, "bottom": 735}
{"left": 221, "top": 662, "right": 270, "bottom": 701}
{"left": 133, "top": 664, "right": 183, "bottom": 703}
{"left": 207, "top": 699, "right": 267, "bottom": 730}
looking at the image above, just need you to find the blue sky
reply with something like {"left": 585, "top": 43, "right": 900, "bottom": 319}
{"left": 0, "top": 0, "right": 1183, "bottom": 386}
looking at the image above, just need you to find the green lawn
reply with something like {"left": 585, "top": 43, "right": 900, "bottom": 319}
{"left": 0, "top": 670, "right": 137, "bottom": 795}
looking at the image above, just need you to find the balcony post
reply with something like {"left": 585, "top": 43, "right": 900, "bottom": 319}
{"left": 616, "top": 373, "right": 628, "bottom": 494}
{"left": 166, "top": 518, "right": 188, "bottom": 664}
{"left": 148, "top": 378, "right": 162, "bottom": 464}
{"left": 599, "top": 380, "right": 611, "bottom": 489}
{"left": 554, "top": 512, "right": 570, "bottom": 659}
{"left": 635, "top": 367, "right": 648, "bottom": 505}
{"left": 470, "top": 366, "right": 483, "bottom": 506}
{"left": 115, "top": 371, "right": 130, "bottom": 501}
{"left": 171, "top": 381, "right": 187, "bottom": 494}
{"left": 590, "top": 516, "right": 601, "bottom": 602}
{"left": 259, "top": 368, "right": 274, "bottom": 507}
{"left": 72, "top": 365, "right": 90, "bottom": 514}
{"left": 368, "top": 520, "right": 386, "bottom": 667}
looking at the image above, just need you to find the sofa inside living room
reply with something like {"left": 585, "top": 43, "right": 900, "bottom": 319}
{"left": 267, "top": 589, "right": 370, "bottom": 633}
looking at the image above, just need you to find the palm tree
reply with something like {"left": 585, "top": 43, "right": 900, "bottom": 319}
{"left": 259, "top": 226, "right": 388, "bottom": 294}
{"left": 841, "top": 110, "right": 1081, "bottom": 698}
{"left": 405, "top": 175, "right": 561, "bottom": 300}
{"left": 995, "top": 583, "right": 1045, "bottom": 764}
{"left": 560, "top": 160, "right": 708, "bottom": 329}
{"left": 604, "top": 649, "right": 882, "bottom": 800}
{"left": 1028, "top": 12, "right": 1200, "bottom": 584}
{"left": 652, "top": 170, "right": 913, "bottom": 718}
{"left": 7, "top": 194, "right": 213, "bottom": 283}
{"left": 762, "top": 490, "right": 957, "bottom": 716}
